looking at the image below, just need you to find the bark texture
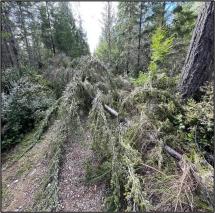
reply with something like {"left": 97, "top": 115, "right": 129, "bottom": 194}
{"left": 179, "top": 2, "right": 214, "bottom": 99}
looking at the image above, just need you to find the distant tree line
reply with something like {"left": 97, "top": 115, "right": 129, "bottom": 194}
{"left": 1, "top": 1, "right": 89, "bottom": 70}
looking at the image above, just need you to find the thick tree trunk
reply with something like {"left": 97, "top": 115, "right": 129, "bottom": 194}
{"left": 179, "top": 2, "right": 214, "bottom": 99}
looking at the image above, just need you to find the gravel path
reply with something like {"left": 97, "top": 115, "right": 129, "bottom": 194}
{"left": 57, "top": 131, "right": 105, "bottom": 212}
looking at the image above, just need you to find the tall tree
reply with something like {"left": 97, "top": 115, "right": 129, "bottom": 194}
{"left": 1, "top": 2, "right": 19, "bottom": 69}
{"left": 96, "top": 1, "right": 115, "bottom": 65}
{"left": 53, "top": 2, "right": 89, "bottom": 58}
{"left": 115, "top": 2, "right": 139, "bottom": 75}
{"left": 145, "top": 2, "right": 167, "bottom": 31}
{"left": 179, "top": 2, "right": 214, "bottom": 99}
{"left": 40, "top": 2, "right": 56, "bottom": 57}
{"left": 46, "top": 2, "right": 56, "bottom": 55}
{"left": 28, "top": 3, "right": 43, "bottom": 65}
{"left": 137, "top": 1, "right": 144, "bottom": 75}
{"left": 17, "top": 2, "right": 34, "bottom": 66}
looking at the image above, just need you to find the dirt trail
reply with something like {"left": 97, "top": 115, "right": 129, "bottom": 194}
{"left": 2, "top": 119, "right": 105, "bottom": 212}
{"left": 57, "top": 129, "right": 105, "bottom": 212}
{"left": 2, "top": 120, "right": 60, "bottom": 212}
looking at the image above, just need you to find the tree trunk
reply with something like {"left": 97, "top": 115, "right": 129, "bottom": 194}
{"left": 126, "top": 5, "right": 132, "bottom": 75}
{"left": 107, "top": 1, "right": 112, "bottom": 64}
{"left": 46, "top": 1, "right": 56, "bottom": 55}
{"left": 137, "top": 1, "right": 144, "bottom": 75}
{"left": 160, "top": 2, "right": 166, "bottom": 27}
{"left": 1, "top": 5, "right": 19, "bottom": 69}
{"left": 18, "top": 2, "right": 33, "bottom": 66}
{"left": 179, "top": 2, "right": 214, "bottom": 99}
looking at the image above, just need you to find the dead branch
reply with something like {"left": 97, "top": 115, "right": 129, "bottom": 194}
{"left": 104, "top": 104, "right": 119, "bottom": 117}
{"left": 164, "top": 145, "right": 182, "bottom": 161}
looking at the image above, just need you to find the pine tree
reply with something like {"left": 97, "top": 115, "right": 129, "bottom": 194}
{"left": 114, "top": 2, "right": 139, "bottom": 75}
{"left": 52, "top": 2, "right": 89, "bottom": 58}
{"left": 95, "top": 2, "right": 116, "bottom": 65}
{"left": 1, "top": 2, "right": 19, "bottom": 69}
{"left": 39, "top": 2, "right": 56, "bottom": 56}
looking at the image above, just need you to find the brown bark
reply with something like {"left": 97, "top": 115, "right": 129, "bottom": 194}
{"left": 179, "top": 2, "right": 214, "bottom": 99}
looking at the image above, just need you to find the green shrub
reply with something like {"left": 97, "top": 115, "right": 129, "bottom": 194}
{"left": 184, "top": 83, "right": 214, "bottom": 153}
{"left": 134, "top": 28, "right": 176, "bottom": 91}
{"left": 2, "top": 76, "right": 55, "bottom": 150}
{"left": 133, "top": 72, "right": 149, "bottom": 86}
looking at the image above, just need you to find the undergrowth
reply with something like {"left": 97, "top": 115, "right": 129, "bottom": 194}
{"left": 32, "top": 121, "right": 67, "bottom": 211}
{"left": 3, "top": 56, "right": 213, "bottom": 212}
{"left": 85, "top": 78, "right": 213, "bottom": 212}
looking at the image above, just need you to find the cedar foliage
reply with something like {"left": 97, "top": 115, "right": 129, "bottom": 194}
{"left": 1, "top": 2, "right": 213, "bottom": 212}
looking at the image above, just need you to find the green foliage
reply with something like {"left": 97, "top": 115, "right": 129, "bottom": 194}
{"left": 87, "top": 94, "right": 152, "bottom": 212}
{"left": 184, "top": 83, "right": 214, "bottom": 152}
{"left": 133, "top": 72, "right": 149, "bottom": 86}
{"left": 2, "top": 69, "right": 55, "bottom": 150}
{"left": 33, "top": 121, "right": 67, "bottom": 211}
{"left": 95, "top": 40, "right": 109, "bottom": 62}
{"left": 170, "top": 2, "right": 198, "bottom": 73}
{"left": 39, "top": 4, "right": 52, "bottom": 50}
{"left": 151, "top": 28, "right": 174, "bottom": 63}
{"left": 53, "top": 2, "right": 89, "bottom": 58}
{"left": 95, "top": 40, "right": 108, "bottom": 60}
{"left": 172, "top": 3, "right": 197, "bottom": 41}
{"left": 134, "top": 28, "right": 176, "bottom": 91}
{"left": 149, "top": 27, "right": 174, "bottom": 77}
{"left": 1, "top": 31, "right": 12, "bottom": 40}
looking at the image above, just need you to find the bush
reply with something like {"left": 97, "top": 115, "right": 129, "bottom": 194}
{"left": 184, "top": 82, "right": 214, "bottom": 153}
{"left": 2, "top": 76, "right": 55, "bottom": 150}
{"left": 134, "top": 28, "right": 176, "bottom": 91}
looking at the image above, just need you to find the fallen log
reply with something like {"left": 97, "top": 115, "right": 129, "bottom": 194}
{"left": 104, "top": 104, "right": 119, "bottom": 117}
{"left": 82, "top": 85, "right": 214, "bottom": 208}
{"left": 164, "top": 146, "right": 213, "bottom": 209}
{"left": 80, "top": 80, "right": 119, "bottom": 118}
{"left": 164, "top": 145, "right": 182, "bottom": 161}
{"left": 99, "top": 104, "right": 214, "bottom": 208}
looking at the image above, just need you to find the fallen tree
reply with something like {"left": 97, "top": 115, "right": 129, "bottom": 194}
{"left": 84, "top": 83, "right": 213, "bottom": 211}
{"left": 32, "top": 56, "right": 213, "bottom": 212}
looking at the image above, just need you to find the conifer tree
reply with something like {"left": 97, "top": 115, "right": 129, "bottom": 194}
{"left": 53, "top": 2, "right": 89, "bottom": 58}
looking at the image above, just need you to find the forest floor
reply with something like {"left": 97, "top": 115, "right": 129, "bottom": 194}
{"left": 2, "top": 148, "right": 46, "bottom": 212}
{"left": 1, "top": 120, "right": 60, "bottom": 211}
{"left": 57, "top": 125, "right": 105, "bottom": 211}
{"left": 2, "top": 119, "right": 105, "bottom": 212}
